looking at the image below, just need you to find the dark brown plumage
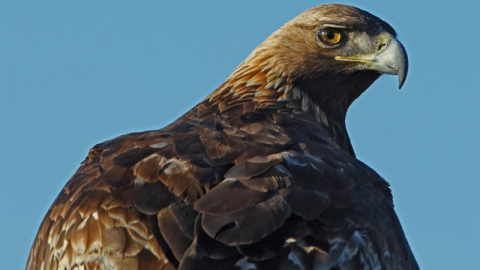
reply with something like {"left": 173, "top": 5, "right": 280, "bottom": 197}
{"left": 27, "top": 4, "right": 418, "bottom": 270}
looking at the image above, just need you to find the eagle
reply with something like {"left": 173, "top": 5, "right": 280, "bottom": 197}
{"left": 27, "top": 4, "right": 419, "bottom": 270}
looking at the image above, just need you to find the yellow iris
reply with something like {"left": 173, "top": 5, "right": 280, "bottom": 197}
{"left": 319, "top": 29, "right": 343, "bottom": 45}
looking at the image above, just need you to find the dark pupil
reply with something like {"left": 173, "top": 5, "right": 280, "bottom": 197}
{"left": 326, "top": 31, "right": 335, "bottom": 39}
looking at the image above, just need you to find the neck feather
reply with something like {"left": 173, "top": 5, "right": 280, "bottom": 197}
{"left": 199, "top": 39, "right": 379, "bottom": 155}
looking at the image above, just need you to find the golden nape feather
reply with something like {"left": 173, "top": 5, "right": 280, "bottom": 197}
{"left": 28, "top": 4, "right": 417, "bottom": 270}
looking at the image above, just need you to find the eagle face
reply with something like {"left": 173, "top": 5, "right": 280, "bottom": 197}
{"left": 27, "top": 4, "right": 418, "bottom": 270}
{"left": 302, "top": 4, "right": 407, "bottom": 82}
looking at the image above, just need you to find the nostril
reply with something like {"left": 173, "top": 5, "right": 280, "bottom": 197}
{"left": 377, "top": 43, "right": 387, "bottom": 52}
{"left": 377, "top": 39, "right": 391, "bottom": 52}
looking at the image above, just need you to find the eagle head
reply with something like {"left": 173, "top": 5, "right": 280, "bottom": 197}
{"left": 213, "top": 4, "right": 408, "bottom": 116}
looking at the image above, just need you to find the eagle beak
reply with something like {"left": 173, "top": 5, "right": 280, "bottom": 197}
{"left": 335, "top": 33, "right": 408, "bottom": 89}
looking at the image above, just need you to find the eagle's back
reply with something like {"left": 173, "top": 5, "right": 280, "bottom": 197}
{"left": 27, "top": 105, "right": 418, "bottom": 269}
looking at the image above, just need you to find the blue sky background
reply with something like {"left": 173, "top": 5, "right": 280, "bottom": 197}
{"left": 1, "top": 1, "right": 479, "bottom": 269}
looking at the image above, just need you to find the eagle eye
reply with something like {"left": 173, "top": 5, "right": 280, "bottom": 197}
{"left": 318, "top": 28, "right": 344, "bottom": 46}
